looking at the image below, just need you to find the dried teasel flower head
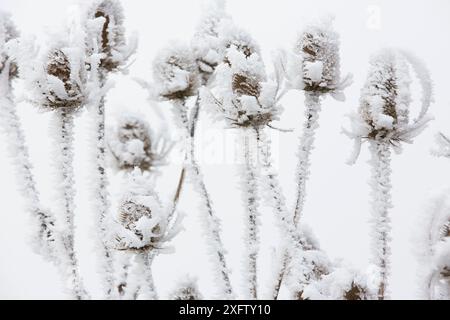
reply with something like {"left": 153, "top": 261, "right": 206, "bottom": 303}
{"left": 27, "top": 42, "right": 87, "bottom": 112}
{"left": 107, "top": 112, "right": 173, "bottom": 172}
{"left": 301, "top": 266, "right": 375, "bottom": 300}
{"left": 0, "top": 12, "right": 19, "bottom": 78}
{"left": 296, "top": 17, "right": 341, "bottom": 93}
{"left": 191, "top": 0, "right": 230, "bottom": 84}
{"left": 345, "top": 49, "right": 433, "bottom": 164}
{"left": 170, "top": 276, "right": 203, "bottom": 300}
{"left": 114, "top": 169, "right": 168, "bottom": 251}
{"left": 201, "top": 25, "right": 283, "bottom": 129}
{"left": 86, "top": 0, "right": 135, "bottom": 73}
{"left": 152, "top": 42, "right": 200, "bottom": 101}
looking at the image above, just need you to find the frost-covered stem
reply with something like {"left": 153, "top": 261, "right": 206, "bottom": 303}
{"left": 293, "top": 92, "right": 321, "bottom": 227}
{"left": 241, "top": 128, "right": 260, "bottom": 299}
{"left": 53, "top": 108, "right": 87, "bottom": 299}
{"left": 92, "top": 73, "right": 114, "bottom": 297}
{"left": 136, "top": 252, "right": 158, "bottom": 300}
{"left": 174, "top": 100, "right": 234, "bottom": 299}
{"left": 369, "top": 140, "right": 392, "bottom": 300}
{"left": 0, "top": 70, "right": 56, "bottom": 256}
{"left": 256, "top": 129, "right": 302, "bottom": 299}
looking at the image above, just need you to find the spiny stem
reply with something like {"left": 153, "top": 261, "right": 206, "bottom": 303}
{"left": 175, "top": 100, "right": 234, "bottom": 298}
{"left": 369, "top": 140, "right": 392, "bottom": 300}
{"left": 293, "top": 92, "right": 321, "bottom": 227}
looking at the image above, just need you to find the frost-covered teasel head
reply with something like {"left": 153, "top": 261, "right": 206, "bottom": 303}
{"left": 345, "top": 49, "right": 433, "bottom": 163}
{"left": 201, "top": 27, "right": 282, "bottom": 129}
{"left": 113, "top": 170, "right": 168, "bottom": 251}
{"left": 152, "top": 43, "right": 200, "bottom": 101}
{"left": 289, "top": 17, "right": 351, "bottom": 99}
{"left": 86, "top": 0, "right": 136, "bottom": 73}
{"left": 358, "top": 50, "right": 411, "bottom": 141}
{"left": 170, "top": 276, "right": 203, "bottom": 300}
{"left": 27, "top": 43, "right": 87, "bottom": 111}
{"left": 0, "top": 12, "right": 19, "bottom": 78}
{"left": 107, "top": 112, "right": 172, "bottom": 172}
{"left": 191, "top": 0, "right": 230, "bottom": 84}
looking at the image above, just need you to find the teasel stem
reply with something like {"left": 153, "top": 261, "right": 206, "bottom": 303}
{"left": 52, "top": 108, "right": 88, "bottom": 299}
{"left": 0, "top": 63, "right": 57, "bottom": 257}
{"left": 255, "top": 129, "right": 303, "bottom": 299}
{"left": 168, "top": 96, "right": 200, "bottom": 221}
{"left": 91, "top": 72, "right": 115, "bottom": 298}
{"left": 115, "top": 251, "right": 132, "bottom": 298}
{"left": 240, "top": 128, "right": 261, "bottom": 299}
{"left": 293, "top": 92, "right": 321, "bottom": 227}
{"left": 136, "top": 252, "right": 158, "bottom": 300}
{"left": 368, "top": 140, "right": 392, "bottom": 300}
{"left": 174, "top": 99, "right": 234, "bottom": 299}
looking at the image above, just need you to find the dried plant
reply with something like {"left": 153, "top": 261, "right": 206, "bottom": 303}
{"left": 170, "top": 276, "right": 203, "bottom": 300}
{"left": 345, "top": 49, "right": 433, "bottom": 299}
{"left": 0, "top": 12, "right": 57, "bottom": 263}
{"left": 107, "top": 112, "right": 173, "bottom": 173}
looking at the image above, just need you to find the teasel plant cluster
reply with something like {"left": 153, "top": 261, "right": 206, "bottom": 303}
{"left": 1, "top": 0, "right": 443, "bottom": 300}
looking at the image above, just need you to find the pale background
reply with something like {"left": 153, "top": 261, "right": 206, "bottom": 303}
{"left": 0, "top": 0, "right": 449, "bottom": 299}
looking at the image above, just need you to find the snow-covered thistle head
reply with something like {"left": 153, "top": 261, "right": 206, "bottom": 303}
{"left": 86, "top": 0, "right": 135, "bottom": 73}
{"left": 27, "top": 42, "right": 87, "bottom": 112}
{"left": 0, "top": 12, "right": 19, "bottom": 78}
{"left": 107, "top": 113, "right": 172, "bottom": 172}
{"left": 288, "top": 17, "right": 351, "bottom": 99}
{"left": 201, "top": 24, "right": 283, "bottom": 129}
{"left": 114, "top": 170, "right": 169, "bottom": 252}
{"left": 170, "top": 276, "right": 203, "bottom": 300}
{"left": 345, "top": 49, "right": 433, "bottom": 163}
{"left": 191, "top": 0, "right": 230, "bottom": 84}
{"left": 152, "top": 43, "right": 200, "bottom": 101}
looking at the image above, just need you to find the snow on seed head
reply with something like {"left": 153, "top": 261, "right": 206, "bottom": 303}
{"left": 108, "top": 113, "right": 172, "bottom": 172}
{"left": 86, "top": 0, "right": 134, "bottom": 73}
{"left": 152, "top": 42, "right": 200, "bottom": 101}
{"left": 359, "top": 50, "right": 412, "bottom": 141}
{"left": 114, "top": 169, "right": 167, "bottom": 251}
{"left": 191, "top": 0, "right": 230, "bottom": 84}
{"left": 296, "top": 17, "right": 342, "bottom": 93}
{"left": 28, "top": 43, "right": 87, "bottom": 112}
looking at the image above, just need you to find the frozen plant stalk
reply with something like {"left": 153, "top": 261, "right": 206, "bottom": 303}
{"left": 0, "top": 13, "right": 57, "bottom": 258}
{"left": 25, "top": 38, "right": 89, "bottom": 298}
{"left": 291, "top": 17, "right": 351, "bottom": 227}
{"left": 345, "top": 49, "right": 433, "bottom": 299}
{"left": 84, "top": 0, "right": 136, "bottom": 297}
{"left": 152, "top": 43, "right": 233, "bottom": 298}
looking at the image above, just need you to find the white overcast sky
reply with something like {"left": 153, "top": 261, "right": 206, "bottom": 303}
{"left": 1, "top": 0, "right": 450, "bottom": 299}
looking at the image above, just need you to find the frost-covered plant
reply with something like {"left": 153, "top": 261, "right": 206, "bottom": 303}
{"left": 302, "top": 265, "right": 375, "bottom": 300}
{"left": 22, "top": 35, "right": 89, "bottom": 299}
{"left": 0, "top": 12, "right": 57, "bottom": 263}
{"left": 417, "top": 138, "right": 450, "bottom": 299}
{"left": 416, "top": 190, "right": 450, "bottom": 300}
{"left": 289, "top": 17, "right": 352, "bottom": 228}
{"left": 345, "top": 49, "right": 433, "bottom": 299}
{"left": 112, "top": 169, "right": 183, "bottom": 299}
{"left": 107, "top": 112, "right": 172, "bottom": 173}
{"left": 170, "top": 276, "right": 203, "bottom": 300}
{"left": 83, "top": 0, "right": 136, "bottom": 297}
{"left": 151, "top": 41, "right": 234, "bottom": 299}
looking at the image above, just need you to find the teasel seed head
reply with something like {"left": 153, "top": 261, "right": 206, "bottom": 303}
{"left": 358, "top": 50, "right": 411, "bottom": 142}
{"left": 114, "top": 170, "right": 167, "bottom": 252}
{"left": 170, "top": 276, "right": 203, "bottom": 300}
{"left": 152, "top": 43, "right": 200, "bottom": 101}
{"left": 87, "top": 0, "right": 134, "bottom": 73}
{"left": 295, "top": 17, "right": 345, "bottom": 94}
{"left": 108, "top": 113, "right": 172, "bottom": 172}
